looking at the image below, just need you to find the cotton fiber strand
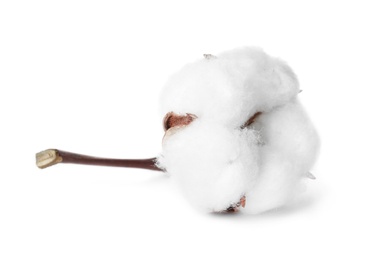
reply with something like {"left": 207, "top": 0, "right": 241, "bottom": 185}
{"left": 157, "top": 47, "right": 320, "bottom": 214}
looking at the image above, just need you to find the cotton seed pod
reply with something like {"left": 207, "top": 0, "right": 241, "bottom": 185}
{"left": 36, "top": 46, "right": 320, "bottom": 215}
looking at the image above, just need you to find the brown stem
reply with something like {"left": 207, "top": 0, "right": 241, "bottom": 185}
{"left": 36, "top": 149, "right": 163, "bottom": 171}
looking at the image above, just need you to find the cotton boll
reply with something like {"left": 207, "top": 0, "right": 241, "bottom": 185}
{"left": 158, "top": 46, "right": 320, "bottom": 214}
{"left": 159, "top": 120, "right": 261, "bottom": 212}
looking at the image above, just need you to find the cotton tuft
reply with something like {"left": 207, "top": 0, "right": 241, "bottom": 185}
{"left": 157, "top": 47, "right": 320, "bottom": 214}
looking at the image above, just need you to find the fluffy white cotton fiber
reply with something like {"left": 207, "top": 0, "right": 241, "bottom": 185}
{"left": 160, "top": 47, "right": 300, "bottom": 128}
{"left": 157, "top": 47, "right": 319, "bottom": 214}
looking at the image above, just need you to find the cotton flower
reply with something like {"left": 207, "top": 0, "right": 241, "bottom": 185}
{"left": 35, "top": 46, "right": 320, "bottom": 215}
{"left": 157, "top": 47, "right": 320, "bottom": 214}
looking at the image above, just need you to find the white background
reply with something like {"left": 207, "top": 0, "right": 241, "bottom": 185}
{"left": 1, "top": 0, "right": 382, "bottom": 259}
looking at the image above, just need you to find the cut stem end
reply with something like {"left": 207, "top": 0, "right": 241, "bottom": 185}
{"left": 36, "top": 149, "right": 63, "bottom": 169}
